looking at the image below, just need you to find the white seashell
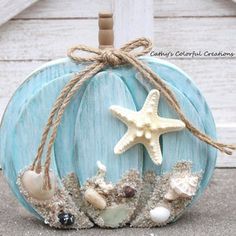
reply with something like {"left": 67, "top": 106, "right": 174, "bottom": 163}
{"left": 84, "top": 188, "right": 107, "bottom": 210}
{"left": 96, "top": 160, "right": 107, "bottom": 172}
{"left": 98, "top": 182, "right": 114, "bottom": 193}
{"left": 164, "top": 188, "right": 179, "bottom": 201}
{"left": 165, "top": 175, "right": 199, "bottom": 200}
{"left": 94, "top": 178, "right": 114, "bottom": 194}
{"left": 150, "top": 206, "right": 170, "bottom": 224}
{"left": 171, "top": 175, "right": 198, "bottom": 197}
{"left": 21, "top": 170, "right": 56, "bottom": 201}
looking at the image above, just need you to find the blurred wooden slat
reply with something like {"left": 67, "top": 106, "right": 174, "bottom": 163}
{"left": 170, "top": 59, "right": 236, "bottom": 123}
{"left": 154, "top": 17, "right": 236, "bottom": 54}
{"left": 15, "top": 0, "right": 111, "bottom": 19}
{"left": 216, "top": 125, "right": 236, "bottom": 167}
{"left": 0, "top": 20, "right": 97, "bottom": 60}
{"left": 0, "top": 18, "right": 235, "bottom": 61}
{"left": 0, "top": 0, "right": 38, "bottom": 26}
{"left": 14, "top": 0, "right": 236, "bottom": 19}
{"left": 113, "top": 0, "right": 153, "bottom": 47}
{"left": 154, "top": 0, "right": 236, "bottom": 17}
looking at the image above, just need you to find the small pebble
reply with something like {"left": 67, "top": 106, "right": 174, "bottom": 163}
{"left": 123, "top": 185, "right": 136, "bottom": 198}
{"left": 58, "top": 212, "right": 75, "bottom": 226}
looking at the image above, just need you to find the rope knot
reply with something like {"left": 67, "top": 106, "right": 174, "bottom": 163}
{"left": 67, "top": 38, "right": 153, "bottom": 67}
{"left": 99, "top": 49, "right": 123, "bottom": 66}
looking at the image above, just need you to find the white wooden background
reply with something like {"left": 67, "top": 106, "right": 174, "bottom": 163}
{"left": 0, "top": 0, "right": 235, "bottom": 167}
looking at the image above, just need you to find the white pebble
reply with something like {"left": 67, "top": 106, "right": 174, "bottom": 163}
{"left": 150, "top": 206, "right": 170, "bottom": 224}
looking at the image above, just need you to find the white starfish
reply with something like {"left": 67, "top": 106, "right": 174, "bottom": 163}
{"left": 110, "top": 89, "right": 185, "bottom": 165}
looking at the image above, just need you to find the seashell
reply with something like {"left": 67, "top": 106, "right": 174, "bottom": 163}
{"left": 96, "top": 180, "right": 114, "bottom": 194}
{"left": 84, "top": 188, "right": 107, "bottom": 210}
{"left": 150, "top": 206, "right": 170, "bottom": 224}
{"left": 21, "top": 170, "right": 56, "bottom": 201}
{"left": 165, "top": 175, "right": 199, "bottom": 201}
{"left": 97, "top": 160, "right": 107, "bottom": 173}
{"left": 164, "top": 188, "right": 179, "bottom": 201}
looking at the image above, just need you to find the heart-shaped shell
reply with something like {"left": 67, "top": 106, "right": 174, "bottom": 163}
{"left": 21, "top": 170, "right": 56, "bottom": 201}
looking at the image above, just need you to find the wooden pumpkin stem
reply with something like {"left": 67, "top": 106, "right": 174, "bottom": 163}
{"left": 98, "top": 12, "right": 114, "bottom": 49}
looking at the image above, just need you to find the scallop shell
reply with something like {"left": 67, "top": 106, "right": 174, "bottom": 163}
{"left": 165, "top": 175, "right": 199, "bottom": 200}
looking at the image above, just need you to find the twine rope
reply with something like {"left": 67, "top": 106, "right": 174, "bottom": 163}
{"left": 30, "top": 38, "right": 235, "bottom": 190}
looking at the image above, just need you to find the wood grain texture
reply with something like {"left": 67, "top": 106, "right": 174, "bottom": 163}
{"left": 170, "top": 59, "right": 236, "bottom": 123}
{"left": 143, "top": 57, "right": 217, "bottom": 191}
{"left": 75, "top": 72, "right": 143, "bottom": 184}
{"left": 0, "top": 59, "right": 235, "bottom": 167}
{"left": 0, "top": 59, "right": 85, "bottom": 215}
{"left": 113, "top": 0, "right": 153, "bottom": 47}
{"left": 0, "top": 20, "right": 97, "bottom": 60}
{"left": 13, "top": 0, "right": 236, "bottom": 19}
{"left": 153, "top": 18, "right": 236, "bottom": 54}
{"left": 139, "top": 78, "right": 208, "bottom": 176}
{"left": 15, "top": 0, "right": 111, "bottom": 19}
{"left": 154, "top": 0, "right": 236, "bottom": 17}
{"left": 0, "top": 0, "right": 38, "bottom": 26}
{"left": 0, "top": 18, "right": 235, "bottom": 61}
{"left": 1, "top": 59, "right": 235, "bottom": 124}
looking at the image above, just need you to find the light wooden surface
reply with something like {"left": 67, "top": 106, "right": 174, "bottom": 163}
{"left": 0, "top": 0, "right": 38, "bottom": 26}
{"left": 112, "top": 0, "right": 153, "bottom": 47}
{"left": 14, "top": 0, "right": 236, "bottom": 18}
{"left": 0, "top": 18, "right": 235, "bottom": 60}
{"left": 0, "top": 0, "right": 235, "bottom": 167}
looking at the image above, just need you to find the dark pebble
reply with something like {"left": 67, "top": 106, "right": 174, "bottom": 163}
{"left": 58, "top": 212, "right": 75, "bottom": 226}
{"left": 123, "top": 185, "right": 136, "bottom": 198}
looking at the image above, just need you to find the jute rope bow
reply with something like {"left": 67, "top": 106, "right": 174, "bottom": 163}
{"left": 30, "top": 38, "right": 235, "bottom": 190}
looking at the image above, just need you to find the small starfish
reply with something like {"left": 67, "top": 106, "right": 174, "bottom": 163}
{"left": 110, "top": 89, "right": 185, "bottom": 165}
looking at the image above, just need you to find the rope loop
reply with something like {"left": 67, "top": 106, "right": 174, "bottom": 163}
{"left": 67, "top": 37, "right": 152, "bottom": 66}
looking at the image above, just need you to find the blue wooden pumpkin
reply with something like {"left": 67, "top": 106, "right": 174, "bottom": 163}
{"left": 0, "top": 54, "right": 217, "bottom": 228}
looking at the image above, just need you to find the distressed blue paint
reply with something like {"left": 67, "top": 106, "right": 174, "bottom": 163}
{"left": 5, "top": 76, "right": 73, "bottom": 216}
{"left": 54, "top": 76, "right": 89, "bottom": 178}
{"left": 75, "top": 71, "right": 143, "bottom": 185}
{"left": 138, "top": 81, "right": 207, "bottom": 177}
{"left": 0, "top": 56, "right": 217, "bottom": 220}
{"left": 0, "top": 59, "right": 85, "bottom": 169}
{"left": 142, "top": 57, "right": 217, "bottom": 193}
